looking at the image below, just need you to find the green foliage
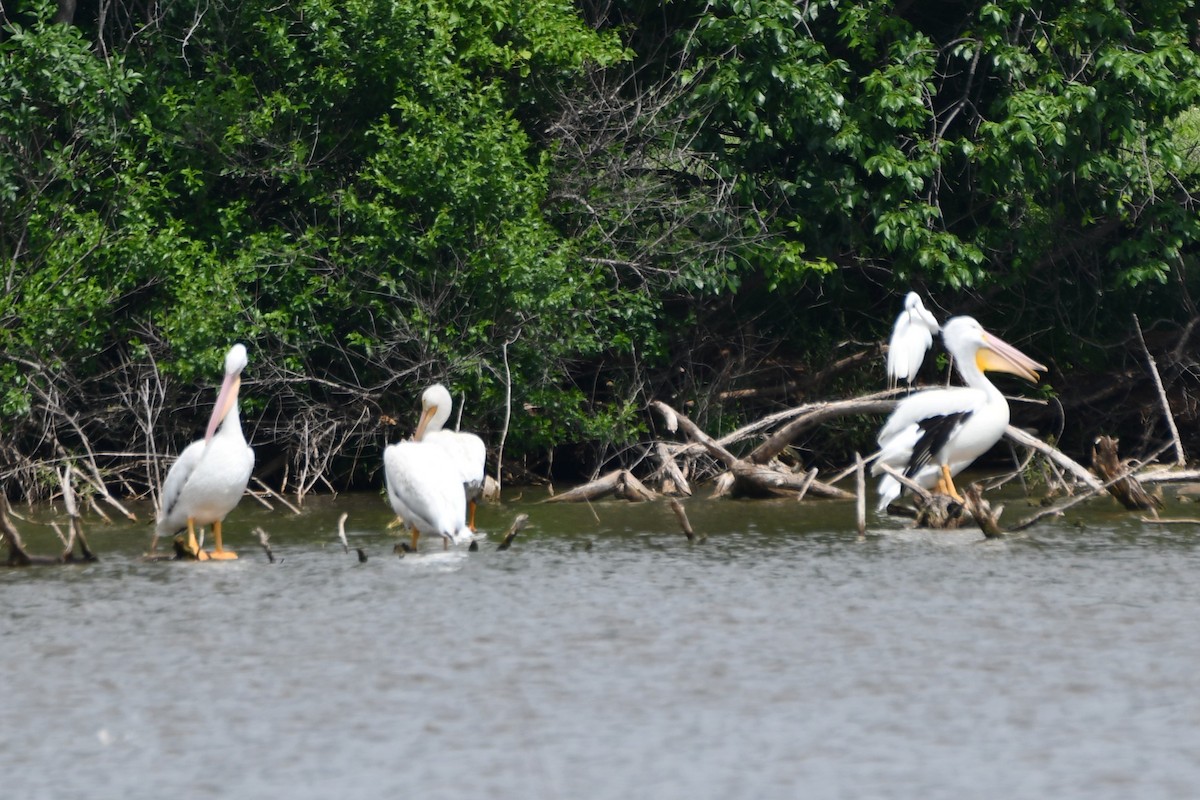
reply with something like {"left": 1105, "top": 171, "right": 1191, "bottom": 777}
{"left": 3, "top": 0, "right": 1200, "bottom": 486}
{"left": 676, "top": 0, "right": 1200, "bottom": 296}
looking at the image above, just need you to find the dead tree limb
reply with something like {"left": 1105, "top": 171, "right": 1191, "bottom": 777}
{"left": 652, "top": 400, "right": 853, "bottom": 499}
{"left": 653, "top": 442, "right": 692, "bottom": 497}
{"left": 1006, "top": 442, "right": 1175, "bottom": 532}
{"left": 1090, "top": 435, "right": 1163, "bottom": 512}
{"left": 748, "top": 395, "right": 899, "bottom": 464}
{"left": 1004, "top": 426, "right": 1104, "bottom": 492}
{"left": 1133, "top": 314, "right": 1187, "bottom": 465}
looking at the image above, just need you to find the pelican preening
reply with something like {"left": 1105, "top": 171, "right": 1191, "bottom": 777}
{"left": 383, "top": 439, "right": 473, "bottom": 551}
{"left": 382, "top": 384, "right": 486, "bottom": 551}
{"left": 153, "top": 344, "right": 255, "bottom": 559}
{"left": 873, "top": 316, "right": 1047, "bottom": 512}
{"left": 887, "top": 292, "right": 941, "bottom": 389}
{"left": 414, "top": 383, "right": 487, "bottom": 530}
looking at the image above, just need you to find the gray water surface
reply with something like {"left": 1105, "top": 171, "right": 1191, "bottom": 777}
{"left": 3, "top": 488, "right": 1199, "bottom": 799}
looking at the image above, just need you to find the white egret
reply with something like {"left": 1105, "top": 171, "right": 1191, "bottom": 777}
{"left": 413, "top": 383, "right": 487, "bottom": 530}
{"left": 873, "top": 316, "right": 1046, "bottom": 512}
{"left": 153, "top": 344, "right": 255, "bottom": 559}
{"left": 887, "top": 292, "right": 941, "bottom": 389}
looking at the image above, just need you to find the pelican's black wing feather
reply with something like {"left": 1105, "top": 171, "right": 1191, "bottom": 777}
{"left": 904, "top": 411, "right": 973, "bottom": 478}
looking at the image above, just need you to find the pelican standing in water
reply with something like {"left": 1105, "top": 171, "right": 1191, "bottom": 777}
{"left": 413, "top": 383, "right": 487, "bottom": 530}
{"left": 887, "top": 292, "right": 941, "bottom": 389}
{"left": 873, "top": 316, "right": 1046, "bottom": 512}
{"left": 383, "top": 437, "right": 472, "bottom": 552}
{"left": 153, "top": 344, "right": 255, "bottom": 559}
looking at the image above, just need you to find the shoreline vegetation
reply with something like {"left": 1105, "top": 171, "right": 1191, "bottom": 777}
{"left": 3, "top": 2, "right": 1200, "bottom": 524}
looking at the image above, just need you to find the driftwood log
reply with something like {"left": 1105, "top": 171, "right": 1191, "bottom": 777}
{"left": 1091, "top": 435, "right": 1163, "bottom": 512}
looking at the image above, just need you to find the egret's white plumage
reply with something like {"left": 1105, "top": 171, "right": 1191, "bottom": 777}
{"left": 887, "top": 292, "right": 941, "bottom": 389}
{"left": 873, "top": 316, "right": 1046, "bottom": 512}
{"left": 154, "top": 344, "right": 255, "bottom": 558}
{"left": 414, "top": 383, "right": 487, "bottom": 530}
{"left": 383, "top": 439, "right": 472, "bottom": 550}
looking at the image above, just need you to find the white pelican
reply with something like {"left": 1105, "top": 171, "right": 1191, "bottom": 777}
{"left": 872, "top": 316, "right": 1046, "bottom": 512}
{"left": 153, "top": 344, "right": 255, "bottom": 559}
{"left": 887, "top": 292, "right": 941, "bottom": 389}
{"left": 383, "top": 439, "right": 472, "bottom": 551}
{"left": 413, "top": 383, "right": 487, "bottom": 530}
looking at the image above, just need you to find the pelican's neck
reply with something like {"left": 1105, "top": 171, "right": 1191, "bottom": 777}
{"left": 953, "top": 351, "right": 1002, "bottom": 400}
{"left": 214, "top": 402, "right": 246, "bottom": 444}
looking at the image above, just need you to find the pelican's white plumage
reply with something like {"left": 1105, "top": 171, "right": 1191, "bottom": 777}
{"left": 383, "top": 440, "right": 472, "bottom": 549}
{"left": 154, "top": 344, "right": 255, "bottom": 558}
{"left": 887, "top": 292, "right": 941, "bottom": 388}
{"left": 414, "top": 383, "right": 487, "bottom": 529}
{"left": 873, "top": 316, "right": 1046, "bottom": 512}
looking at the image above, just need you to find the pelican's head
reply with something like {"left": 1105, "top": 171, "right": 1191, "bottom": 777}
{"left": 205, "top": 344, "right": 249, "bottom": 442}
{"left": 224, "top": 343, "right": 249, "bottom": 376}
{"left": 415, "top": 383, "right": 453, "bottom": 440}
{"left": 943, "top": 317, "right": 1047, "bottom": 382}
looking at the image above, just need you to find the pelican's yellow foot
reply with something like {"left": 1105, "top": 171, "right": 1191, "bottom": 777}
{"left": 206, "top": 549, "right": 238, "bottom": 561}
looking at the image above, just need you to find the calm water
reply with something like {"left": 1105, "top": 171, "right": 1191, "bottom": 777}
{"left": 3, "top": 484, "right": 1200, "bottom": 799}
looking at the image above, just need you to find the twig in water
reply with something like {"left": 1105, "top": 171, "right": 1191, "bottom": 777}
{"left": 855, "top": 454, "right": 866, "bottom": 539}
{"left": 496, "top": 513, "right": 531, "bottom": 551}
{"left": 254, "top": 477, "right": 303, "bottom": 515}
{"left": 336, "top": 512, "right": 368, "bottom": 561}
{"left": 253, "top": 527, "right": 276, "bottom": 563}
{"left": 336, "top": 512, "right": 350, "bottom": 553}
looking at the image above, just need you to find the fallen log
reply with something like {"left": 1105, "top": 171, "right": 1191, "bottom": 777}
{"left": 543, "top": 469, "right": 659, "bottom": 503}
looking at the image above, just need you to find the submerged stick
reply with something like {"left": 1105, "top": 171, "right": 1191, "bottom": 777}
{"left": 336, "top": 512, "right": 367, "bottom": 561}
{"left": 854, "top": 454, "right": 866, "bottom": 539}
{"left": 253, "top": 526, "right": 276, "bottom": 563}
{"left": 670, "top": 499, "right": 695, "bottom": 542}
{"left": 336, "top": 512, "right": 350, "bottom": 553}
{"left": 496, "top": 513, "right": 530, "bottom": 551}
